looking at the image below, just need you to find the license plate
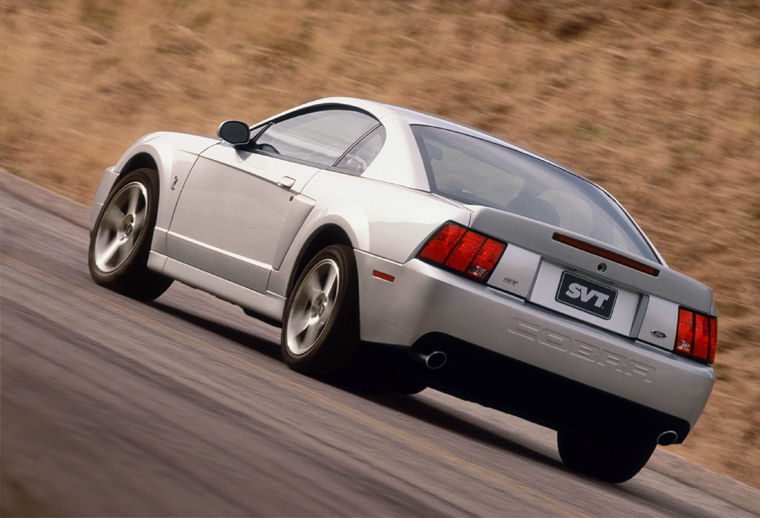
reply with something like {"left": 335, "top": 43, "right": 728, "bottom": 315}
{"left": 555, "top": 271, "right": 617, "bottom": 320}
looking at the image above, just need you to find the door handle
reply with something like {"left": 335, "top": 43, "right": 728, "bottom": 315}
{"left": 276, "top": 176, "right": 296, "bottom": 189}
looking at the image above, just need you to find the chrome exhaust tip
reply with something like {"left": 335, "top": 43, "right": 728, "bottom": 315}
{"left": 657, "top": 430, "right": 678, "bottom": 446}
{"left": 419, "top": 351, "right": 447, "bottom": 370}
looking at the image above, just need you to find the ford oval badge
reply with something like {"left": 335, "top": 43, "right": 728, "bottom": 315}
{"left": 651, "top": 330, "right": 667, "bottom": 339}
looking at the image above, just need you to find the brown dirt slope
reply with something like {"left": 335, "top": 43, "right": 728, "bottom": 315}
{"left": 1, "top": 0, "right": 758, "bottom": 488}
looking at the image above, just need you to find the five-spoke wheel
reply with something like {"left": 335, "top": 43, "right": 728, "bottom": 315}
{"left": 281, "top": 244, "right": 358, "bottom": 375}
{"left": 285, "top": 257, "right": 341, "bottom": 356}
{"left": 92, "top": 181, "right": 148, "bottom": 273}
{"left": 88, "top": 168, "right": 172, "bottom": 301}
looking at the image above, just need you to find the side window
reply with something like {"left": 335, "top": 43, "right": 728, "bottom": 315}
{"left": 335, "top": 125, "right": 386, "bottom": 175}
{"left": 254, "top": 108, "right": 378, "bottom": 167}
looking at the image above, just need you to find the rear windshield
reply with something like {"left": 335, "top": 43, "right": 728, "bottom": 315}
{"left": 412, "top": 125, "right": 657, "bottom": 262}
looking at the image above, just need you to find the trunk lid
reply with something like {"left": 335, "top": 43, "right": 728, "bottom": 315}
{"left": 469, "top": 206, "right": 714, "bottom": 344}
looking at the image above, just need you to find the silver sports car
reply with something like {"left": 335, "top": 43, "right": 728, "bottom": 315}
{"left": 89, "top": 97, "right": 717, "bottom": 483}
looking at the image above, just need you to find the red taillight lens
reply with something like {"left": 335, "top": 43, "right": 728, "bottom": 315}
{"left": 674, "top": 307, "right": 717, "bottom": 364}
{"left": 468, "top": 238, "right": 506, "bottom": 280}
{"left": 708, "top": 319, "right": 717, "bottom": 363}
{"left": 445, "top": 232, "right": 486, "bottom": 271}
{"left": 419, "top": 223, "right": 467, "bottom": 263}
{"left": 418, "top": 222, "right": 506, "bottom": 282}
{"left": 675, "top": 309, "right": 694, "bottom": 355}
{"left": 693, "top": 314, "right": 710, "bottom": 360}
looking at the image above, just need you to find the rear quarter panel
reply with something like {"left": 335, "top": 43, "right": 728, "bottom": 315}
{"left": 266, "top": 170, "right": 470, "bottom": 297}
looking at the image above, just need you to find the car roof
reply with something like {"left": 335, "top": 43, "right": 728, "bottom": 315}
{"left": 312, "top": 97, "right": 562, "bottom": 159}
{"left": 263, "top": 98, "right": 663, "bottom": 264}
{"left": 264, "top": 97, "right": 567, "bottom": 191}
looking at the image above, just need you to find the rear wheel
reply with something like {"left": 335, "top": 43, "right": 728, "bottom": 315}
{"left": 390, "top": 371, "right": 428, "bottom": 395}
{"left": 557, "top": 427, "right": 657, "bottom": 483}
{"left": 88, "top": 168, "right": 172, "bottom": 301}
{"left": 281, "top": 244, "right": 358, "bottom": 375}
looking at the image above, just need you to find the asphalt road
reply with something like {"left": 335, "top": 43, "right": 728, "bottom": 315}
{"left": 2, "top": 171, "right": 759, "bottom": 517}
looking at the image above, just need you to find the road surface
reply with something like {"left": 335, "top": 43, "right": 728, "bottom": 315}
{"left": 2, "top": 171, "right": 759, "bottom": 516}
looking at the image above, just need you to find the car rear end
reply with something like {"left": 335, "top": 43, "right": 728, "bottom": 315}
{"left": 358, "top": 210, "right": 715, "bottom": 437}
{"left": 355, "top": 119, "right": 716, "bottom": 450}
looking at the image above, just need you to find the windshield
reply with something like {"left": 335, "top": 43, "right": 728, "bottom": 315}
{"left": 412, "top": 125, "right": 657, "bottom": 262}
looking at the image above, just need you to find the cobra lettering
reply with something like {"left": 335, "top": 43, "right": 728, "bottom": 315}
{"left": 508, "top": 317, "right": 654, "bottom": 383}
{"left": 565, "top": 282, "right": 610, "bottom": 308}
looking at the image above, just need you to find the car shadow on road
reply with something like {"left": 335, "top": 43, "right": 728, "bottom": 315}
{"left": 149, "top": 298, "right": 565, "bottom": 474}
{"left": 364, "top": 390, "right": 564, "bottom": 470}
{"left": 149, "top": 301, "right": 282, "bottom": 361}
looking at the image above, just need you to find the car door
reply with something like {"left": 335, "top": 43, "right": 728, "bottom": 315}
{"left": 166, "top": 107, "right": 380, "bottom": 293}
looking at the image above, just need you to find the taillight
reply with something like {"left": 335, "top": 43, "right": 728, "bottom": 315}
{"left": 419, "top": 223, "right": 466, "bottom": 263}
{"left": 674, "top": 307, "right": 717, "bottom": 364}
{"left": 418, "top": 222, "right": 506, "bottom": 281}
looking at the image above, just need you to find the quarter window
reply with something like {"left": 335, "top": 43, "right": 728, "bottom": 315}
{"left": 335, "top": 125, "right": 386, "bottom": 174}
{"left": 254, "top": 108, "right": 379, "bottom": 167}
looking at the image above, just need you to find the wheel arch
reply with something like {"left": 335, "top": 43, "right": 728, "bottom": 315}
{"left": 119, "top": 152, "right": 159, "bottom": 178}
{"left": 111, "top": 133, "right": 219, "bottom": 251}
{"left": 113, "top": 144, "right": 173, "bottom": 227}
{"left": 113, "top": 149, "right": 170, "bottom": 254}
{"left": 113, "top": 153, "right": 163, "bottom": 217}
{"left": 286, "top": 224, "right": 354, "bottom": 297}
{"left": 113, "top": 139, "right": 172, "bottom": 184}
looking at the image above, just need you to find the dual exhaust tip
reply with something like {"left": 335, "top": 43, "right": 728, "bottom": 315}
{"left": 417, "top": 349, "right": 680, "bottom": 448}
{"left": 416, "top": 350, "right": 681, "bottom": 447}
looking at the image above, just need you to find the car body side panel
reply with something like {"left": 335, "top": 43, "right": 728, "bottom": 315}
{"left": 162, "top": 256, "right": 286, "bottom": 322}
{"left": 113, "top": 132, "right": 218, "bottom": 232}
{"left": 359, "top": 110, "right": 430, "bottom": 190}
{"left": 88, "top": 132, "right": 219, "bottom": 259}
{"left": 166, "top": 146, "right": 319, "bottom": 292}
{"left": 272, "top": 194, "right": 317, "bottom": 269}
{"left": 266, "top": 170, "right": 470, "bottom": 297}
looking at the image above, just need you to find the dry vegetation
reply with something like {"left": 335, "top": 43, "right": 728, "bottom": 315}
{"left": 1, "top": 0, "right": 758, "bottom": 488}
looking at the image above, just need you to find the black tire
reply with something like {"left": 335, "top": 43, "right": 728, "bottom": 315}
{"left": 557, "top": 427, "right": 657, "bottom": 483}
{"left": 281, "top": 244, "right": 358, "bottom": 375}
{"left": 88, "top": 168, "right": 172, "bottom": 301}
{"left": 391, "top": 372, "right": 428, "bottom": 395}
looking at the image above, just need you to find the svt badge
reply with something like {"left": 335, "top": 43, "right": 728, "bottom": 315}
{"left": 556, "top": 271, "right": 618, "bottom": 320}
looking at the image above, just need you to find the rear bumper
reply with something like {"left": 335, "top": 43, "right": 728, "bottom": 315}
{"left": 382, "top": 334, "right": 692, "bottom": 441}
{"left": 355, "top": 250, "right": 714, "bottom": 434}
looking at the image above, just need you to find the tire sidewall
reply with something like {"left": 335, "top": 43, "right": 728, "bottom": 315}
{"left": 88, "top": 168, "right": 159, "bottom": 285}
{"left": 557, "top": 428, "right": 656, "bottom": 483}
{"left": 281, "top": 244, "right": 358, "bottom": 374}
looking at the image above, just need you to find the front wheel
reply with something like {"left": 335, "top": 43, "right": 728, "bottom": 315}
{"left": 281, "top": 244, "right": 359, "bottom": 375}
{"left": 557, "top": 427, "right": 657, "bottom": 483}
{"left": 88, "top": 168, "right": 172, "bottom": 301}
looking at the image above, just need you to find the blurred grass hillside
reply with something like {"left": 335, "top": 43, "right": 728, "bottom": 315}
{"left": 1, "top": 0, "right": 758, "bottom": 488}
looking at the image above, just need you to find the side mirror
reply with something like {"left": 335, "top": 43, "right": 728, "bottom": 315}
{"left": 217, "top": 120, "right": 250, "bottom": 145}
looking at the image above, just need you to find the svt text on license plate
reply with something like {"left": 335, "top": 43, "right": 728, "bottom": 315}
{"left": 555, "top": 271, "right": 617, "bottom": 320}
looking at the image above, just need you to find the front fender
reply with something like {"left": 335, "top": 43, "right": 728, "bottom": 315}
{"left": 109, "top": 132, "right": 219, "bottom": 254}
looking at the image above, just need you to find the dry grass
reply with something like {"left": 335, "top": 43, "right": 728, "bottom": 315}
{"left": 2, "top": 0, "right": 759, "bottom": 488}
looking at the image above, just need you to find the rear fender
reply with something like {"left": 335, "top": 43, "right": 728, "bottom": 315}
{"left": 267, "top": 170, "right": 470, "bottom": 297}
